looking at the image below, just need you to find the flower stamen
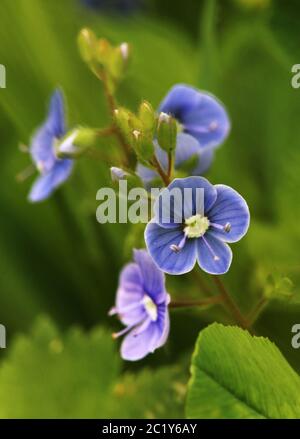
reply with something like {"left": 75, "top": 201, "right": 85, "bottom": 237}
{"left": 112, "top": 324, "right": 135, "bottom": 339}
{"left": 202, "top": 235, "right": 220, "bottom": 262}
{"left": 108, "top": 300, "right": 143, "bottom": 317}
{"left": 170, "top": 234, "right": 187, "bottom": 253}
{"left": 210, "top": 222, "right": 231, "bottom": 233}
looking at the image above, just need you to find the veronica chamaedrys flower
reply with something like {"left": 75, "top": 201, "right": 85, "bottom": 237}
{"left": 137, "top": 84, "right": 230, "bottom": 185}
{"left": 145, "top": 177, "right": 250, "bottom": 275}
{"left": 109, "top": 249, "right": 170, "bottom": 361}
{"left": 28, "top": 90, "right": 73, "bottom": 202}
{"left": 81, "top": 0, "right": 142, "bottom": 13}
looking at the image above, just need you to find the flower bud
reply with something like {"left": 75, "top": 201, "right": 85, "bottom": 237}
{"left": 109, "top": 42, "right": 131, "bottom": 82}
{"left": 56, "top": 127, "right": 98, "bottom": 158}
{"left": 110, "top": 167, "right": 129, "bottom": 182}
{"left": 131, "top": 130, "right": 154, "bottom": 162}
{"left": 157, "top": 112, "right": 177, "bottom": 153}
{"left": 110, "top": 167, "right": 142, "bottom": 190}
{"left": 138, "top": 101, "right": 156, "bottom": 134}
{"left": 78, "top": 28, "right": 98, "bottom": 64}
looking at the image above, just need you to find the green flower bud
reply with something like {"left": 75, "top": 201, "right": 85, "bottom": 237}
{"left": 131, "top": 130, "right": 154, "bottom": 163}
{"left": 109, "top": 43, "right": 131, "bottom": 81}
{"left": 114, "top": 107, "right": 142, "bottom": 144}
{"left": 138, "top": 101, "right": 156, "bottom": 134}
{"left": 78, "top": 28, "right": 98, "bottom": 64}
{"left": 56, "top": 127, "right": 98, "bottom": 158}
{"left": 157, "top": 112, "right": 177, "bottom": 153}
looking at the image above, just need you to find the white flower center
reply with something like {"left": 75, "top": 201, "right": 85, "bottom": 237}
{"left": 184, "top": 214, "right": 210, "bottom": 238}
{"left": 143, "top": 295, "right": 158, "bottom": 321}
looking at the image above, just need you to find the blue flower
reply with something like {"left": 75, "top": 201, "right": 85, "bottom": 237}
{"left": 28, "top": 90, "right": 73, "bottom": 202}
{"left": 137, "top": 84, "right": 230, "bottom": 185}
{"left": 81, "top": 0, "right": 142, "bottom": 13}
{"left": 145, "top": 177, "right": 250, "bottom": 275}
{"left": 109, "top": 249, "right": 170, "bottom": 361}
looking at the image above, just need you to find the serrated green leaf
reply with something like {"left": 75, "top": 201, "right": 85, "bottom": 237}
{"left": 0, "top": 317, "right": 186, "bottom": 418}
{"left": 186, "top": 323, "right": 300, "bottom": 419}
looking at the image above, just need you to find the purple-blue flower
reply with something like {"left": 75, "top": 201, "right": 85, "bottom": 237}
{"left": 137, "top": 84, "right": 230, "bottom": 185}
{"left": 28, "top": 90, "right": 73, "bottom": 202}
{"left": 109, "top": 249, "right": 170, "bottom": 361}
{"left": 81, "top": 0, "right": 142, "bottom": 13}
{"left": 145, "top": 177, "right": 250, "bottom": 275}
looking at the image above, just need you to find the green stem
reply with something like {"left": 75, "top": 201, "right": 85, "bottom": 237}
{"left": 170, "top": 294, "right": 223, "bottom": 309}
{"left": 212, "top": 276, "right": 251, "bottom": 330}
{"left": 248, "top": 296, "right": 268, "bottom": 325}
{"left": 97, "top": 68, "right": 131, "bottom": 165}
{"left": 151, "top": 155, "right": 171, "bottom": 186}
{"left": 167, "top": 152, "right": 173, "bottom": 179}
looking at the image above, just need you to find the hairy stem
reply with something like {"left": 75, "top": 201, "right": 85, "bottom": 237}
{"left": 212, "top": 276, "right": 251, "bottom": 330}
{"left": 248, "top": 296, "right": 268, "bottom": 325}
{"left": 151, "top": 155, "right": 170, "bottom": 186}
{"left": 170, "top": 294, "right": 224, "bottom": 309}
{"left": 96, "top": 69, "right": 131, "bottom": 164}
{"left": 167, "top": 152, "right": 173, "bottom": 179}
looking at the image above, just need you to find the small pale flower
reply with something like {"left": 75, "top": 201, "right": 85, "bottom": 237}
{"left": 145, "top": 177, "right": 250, "bottom": 275}
{"left": 109, "top": 249, "right": 170, "bottom": 361}
{"left": 28, "top": 90, "right": 73, "bottom": 202}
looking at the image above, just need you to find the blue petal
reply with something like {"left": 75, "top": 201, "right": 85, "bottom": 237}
{"left": 192, "top": 147, "right": 215, "bottom": 175}
{"left": 183, "top": 92, "right": 230, "bottom": 149}
{"left": 28, "top": 159, "right": 73, "bottom": 203}
{"left": 158, "top": 84, "right": 230, "bottom": 149}
{"left": 120, "top": 301, "right": 169, "bottom": 361}
{"left": 155, "top": 304, "right": 170, "bottom": 348}
{"left": 158, "top": 84, "right": 203, "bottom": 121}
{"left": 30, "top": 90, "right": 65, "bottom": 171}
{"left": 175, "top": 133, "right": 215, "bottom": 175}
{"left": 136, "top": 163, "right": 157, "bottom": 185}
{"left": 174, "top": 133, "right": 199, "bottom": 165}
{"left": 207, "top": 185, "right": 250, "bottom": 243}
{"left": 121, "top": 318, "right": 165, "bottom": 361}
{"left": 46, "top": 89, "right": 65, "bottom": 138}
{"left": 134, "top": 249, "right": 166, "bottom": 304}
{"left": 153, "top": 176, "right": 217, "bottom": 228}
{"left": 30, "top": 125, "right": 56, "bottom": 173}
{"left": 197, "top": 233, "right": 232, "bottom": 275}
{"left": 116, "top": 262, "right": 146, "bottom": 326}
{"left": 145, "top": 221, "right": 197, "bottom": 275}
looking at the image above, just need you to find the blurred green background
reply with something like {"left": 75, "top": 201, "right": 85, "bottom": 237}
{"left": 0, "top": 0, "right": 300, "bottom": 418}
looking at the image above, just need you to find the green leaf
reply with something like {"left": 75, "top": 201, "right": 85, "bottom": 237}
{"left": 0, "top": 317, "right": 120, "bottom": 418}
{"left": 186, "top": 323, "right": 300, "bottom": 419}
{"left": 0, "top": 317, "right": 186, "bottom": 418}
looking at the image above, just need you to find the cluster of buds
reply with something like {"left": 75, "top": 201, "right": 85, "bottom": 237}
{"left": 114, "top": 101, "right": 177, "bottom": 169}
{"left": 78, "top": 28, "right": 130, "bottom": 93}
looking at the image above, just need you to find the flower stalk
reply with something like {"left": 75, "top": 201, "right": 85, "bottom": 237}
{"left": 170, "top": 294, "right": 223, "bottom": 309}
{"left": 212, "top": 276, "right": 251, "bottom": 330}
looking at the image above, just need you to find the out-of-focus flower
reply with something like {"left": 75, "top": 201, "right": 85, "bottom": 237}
{"left": 110, "top": 167, "right": 129, "bottom": 182}
{"left": 81, "top": 0, "right": 143, "bottom": 14}
{"left": 28, "top": 90, "right": 73, "bottom": 202}
{"left": 145, "top": 177, "right": 249, "bottom": 275}
{"left": 109, "top": 249, "right": 170, "bottom": 361}
{"left": 137, "top": 84, "right": 230, "bottom": 185}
